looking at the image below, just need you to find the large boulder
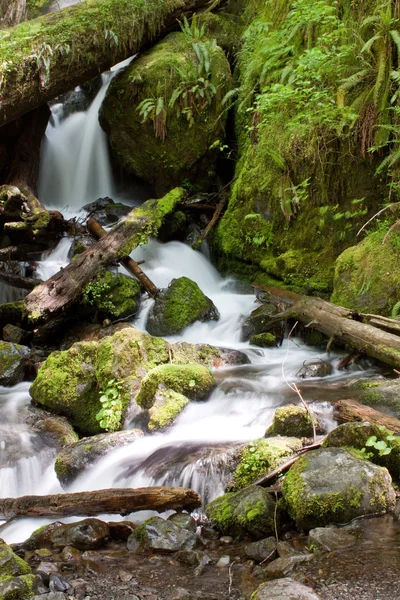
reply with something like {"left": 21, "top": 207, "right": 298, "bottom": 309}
{"left": 100, "top": 31, "right": 232, "bottom": 195}
{"left": 146, "top": 277, "right": 219, "bottom": 337}
{"left": 127, "top": 516, "right": 197, "bottom": 553}
{"left": 232, "top": 437, "right": 303, "bottom": 489}
{"left": 54, "top": 429, "right": 144, "bottom": 488}
{"left": 205, "top": 485, "right": 278, "bottom": 540}
{"left": 282, "top": 448, "right": 396, "bottom": 529}
{"left": 323, "top": 422, "right": 400, "bottom": 482}
{"left": 250, "top": 578, "right": 321, "bottom": 600}
{"left": 25, "top": 519, "right": 110, "bottom": 551}
{"left": 266, "top": 405, "right": 321, "bottom": 438}
{"left": 82, "top": 271, "right": 141, "bottom": 322}
{"left": 0, "top": 341, "right": 29, "bottom": 386}
{"left": 30, "top": 326, "right": 223, "bottom": 434}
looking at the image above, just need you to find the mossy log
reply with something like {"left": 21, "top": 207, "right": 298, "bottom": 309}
{"left": 253, "top": 283, "right": 400, "bottom": 370}
{"left": 0, "top": 486, "right": 201, "bottom": 519}
{"left": 334, "top": 399, "right": 400, "bottom": 434}
{"left": 24, "top": 188, "right": 186, "bottom": 322}
{"left": 0, "top": 0, "right": 224, "bottom": 126}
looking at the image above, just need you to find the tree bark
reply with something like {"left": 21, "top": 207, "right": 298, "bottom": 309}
{"left": 0, "top": 486, "right": 201, "bottom": 520}
{"left": 87, "top": 217, "right": 159, "bottom": 298}
{"left": 0, "top": 0, "right": 224, "bottom": 126}
{"left": 334, "top": 399, "right": 400, "bottom": 434}
{"left": 0, "top": 0, "right": 26, "bottom": 27}
{"left": 24, "top": 188, "right": 186, "bottom": 321}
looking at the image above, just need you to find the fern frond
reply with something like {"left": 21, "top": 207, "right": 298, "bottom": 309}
{"left": 361, "top": 33, "right": 382, "bottom": 54}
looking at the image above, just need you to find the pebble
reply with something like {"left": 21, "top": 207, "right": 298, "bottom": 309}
{"left": 219, "top": 536, "right": 233, "bottom": 544}
{"left": 216, "top": 555, "right": 230, "bottom": 567}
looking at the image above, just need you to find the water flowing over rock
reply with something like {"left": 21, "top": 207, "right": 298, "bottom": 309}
{"left": 146, "top": 277, "right": 219, "bottom": 337}
{"left": 282, "top": 448, "right": 396, "bottom": 529}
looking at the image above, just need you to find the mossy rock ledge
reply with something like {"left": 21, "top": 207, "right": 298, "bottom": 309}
{"left": 282, "top": 448, "right": 396, "bottom": 530}
{"left": 29, "top": 326, "right": 222, "bottom": 435}
{"left": 146, "top": 276, "right": 219, "bottom": 337}
{"left": 0, "top": 539, "right": 36, "bottom": 600}
{"left": 99, "top": 31, "right": 232, "bottom": 195}
{"left": 205, "top": 485, "right": 278, "bottom": 540}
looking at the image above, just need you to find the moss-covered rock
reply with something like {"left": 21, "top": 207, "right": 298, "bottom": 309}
{"left": 54, "top": 429, "right": 144, "bottom": 488}
{"left": 148, "top": 389, "right": 189, "bottom": 431}
{"left": 323, "top": 422, "right": 400, "bottom": 482}
{"left": 146, "top": 277, "right": 219, "bottom": 337}
{"left": 30, "top": 326, "right": 222, "bottom": 434}
{"left": 100, "top": 31, "right": 232, "bottom": 195}
{"left": 205, "top": 485, "right": 278, "bottom": 540}
{"left": 136, "top": 363, "right": 215, "bottom": 409}
{"left": 282, "top": 447, "right": 396, "bottom": 529}
{"left": 266, "top": 405, "right": 320, "bottom": 438}
{"left": 0, "top": 341, "right": 29, "bottom": 386}
{"left": 354, "top": 379, "right": 400, "bottom": 417}
{"left": 232, "top": 437, "right": 303, "bottom": 489}
{"left": 331, "top": 229, "right": 400, "bottom": 316}
{"left": 241, "top": 304, "right": 279, "bottom": 340}
{"left": 0, "top": 574, "right": 37, "bottom": 599}
{"left": 249, "top": 332, "right": 277, "bottom": 347}
{"left": 0, "top": 540, "right": 31, "bottom": 581}
{"left": 82, "top": 270, "right": 141, "bottom": 321}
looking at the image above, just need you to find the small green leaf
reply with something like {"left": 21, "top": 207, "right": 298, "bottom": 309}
{"left": 365, "top": 436, "right": 377, "bottom": 446}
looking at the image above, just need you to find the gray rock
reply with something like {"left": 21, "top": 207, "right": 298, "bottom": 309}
{"left": 37, "top": 561, "right": 58, "bottom": 576}
{"left": 31, "top": 594, "right": 68, "bottom": 600}
{"left": 127, "top": 516, "right": 197, "bottom": 553}
{"left": 241, "top": 304, "right": 280, "bottom": 340}
{"left": 219, "top": 535, "right": 233, "bottom": 544}
{"left": 54, "top": 429, "right": 143, "bottom": 488}
{"left": 175, "top": 550, "right": 208, "bottom": 566}
{"left": 216, "top": 555, "right": 230, "bottom": 567}
{"left": 50, "top": 519, "right": 110, "bottom": 551}
{"left": 308, "top": 526, "right": 357, "bottom": 552}
{"left": 245, "top": 537, "right": 277, "bottom": 562}
{"left": 263, "top": 554, "right": 313, "bottom": 578}
{"left": 49, "top": 573, "right": 71, "bottom": 592}
{"left": 206, "top": 485, "right": 278, "bottom": 540}
{"left": 276, "top": 541, "right": 298, "bottom": 557}
{"left": 167, "top": 589, "right": 219, "bottom": 600}
{"left": 0, "top": 575, "right": 38, "bottom": 599}
{"left": 2, "top": 324, "right": 31, "bottom": 345}
{"left": 0, "top": 341, "right": 29, "bottom": 386}
{"left": 146, "top": 277, "right": 219, "bottom": 337}
{"left": 296, "top": 360, "right": 332, "bottom": 378}
{"left": 168, "top": 513, "right": 197, "bottom": 533}
{"left": 282, "top": 448, "right": 396, "bottom": 529}
{"left": 82, "top": 197, "right": 131, "bottom": 226}
{"left": 251, "top": 577, "right": 321, "bottom": 600}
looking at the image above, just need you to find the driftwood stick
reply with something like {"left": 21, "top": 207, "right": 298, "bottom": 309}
{"left": 87, "top": 217, "right": 159, "bottom": 298}
{"left": 194, "top": 195, "right": 227, "bottom": 248}
{"left": 0, "top": 487, "right": 201, "bottom": 520}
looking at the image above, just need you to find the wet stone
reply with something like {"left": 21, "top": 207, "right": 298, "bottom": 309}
{"left": 175, "top": 550, "right": 209, "bottom": 566}
{"left": 296, "top": 360, "right": 332, "bottom": 379}
{"left": 37, "top": 561, "right": 58, "bottom": 576}
{"left": 251, "top": 577, "right": 321, "bottom": 600}
{"left": 262, "top": 554, "right": 313, "bottom": 579}
{"left": 50, "top": 519, "right": 110, "bottom": 551}
{"left": 49, "top": 572, "right": 71, "bottom": 593}
{"left": 308, "top": 526, "right": 357, "bottom": 552}
{"left": 168, "top": 512, "right": 197, "bottom": 533}
{"left": 107, "top": 521, "right": 137, "bottom": 542}
{"left": 128, "top": 516, "right": 197, "bottom": 553}
{"left": 245, "top": 537, "right": 277, "bottom": 562}
{"left": 216, "top": 555, "right": 230, "bottom": 567}
{"left": 60, "top": 546, "right": 82, "bottom": 562}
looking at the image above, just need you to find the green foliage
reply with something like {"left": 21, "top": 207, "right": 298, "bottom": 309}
{"left": 96, "top": 378, "right": 124, "bottom": 432}
{"left": 318, "top": 198, "right": 368, "bottom": 241}
{"left": 83, "top": 277, "right": 115, "bottom": 313}
{"left": 361, "top": 425, "right": 400, "bottom": 458}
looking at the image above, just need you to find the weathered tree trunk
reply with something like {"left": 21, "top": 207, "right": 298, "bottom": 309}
{"left": 24, "top": 188, "right": 185, "bottom": 321}
{"left": 0, "top": 0, "right": 224, "bottom": 126}
{"left": 87, "top": 217, "right": 159, "bottom": 298}
{"left": 0, "top": 486, "right": 201, "bottom": 519}
{"left": 253, "top": 283, "right": 400, "bottom": 370}
{"left": 0, "top": 0, "right": 26, "bottom": 27}
{"left": 334, "top": 399, "right": 400, "bottom": 434}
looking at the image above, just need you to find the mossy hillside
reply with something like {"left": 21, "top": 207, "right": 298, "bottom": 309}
{"left": 331, "top": 227, "right": 400, "bottom": 316}
{"left": 148, "top": 389, "right": 189, "bottom": 431}
{"left": 232, "top": 436, "right": 303, "bottom": 489}
{"left": 99, "top": 31, "right": 232, "bottom": 194}
{"left": 30, "top": 326, "right": 222, "bottom": 434}
{"left": 135, "top": 363, "right": 216, "bottom": 409}
{"left": 205, "top": 485, "right": 278, "bottom": 540}
{"left": 266, "top": 405, "right": 318, "bottom": 438}
{"left": 146, "top": 276, "right": 219, "bottom": 337}
{"left": 213, "top": 0, "right": 388, "bottom": 294}
{"left": 83, "top": 270, "right": 141, "bottom": 321}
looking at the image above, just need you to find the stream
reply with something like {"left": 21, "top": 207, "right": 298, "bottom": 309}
{"left": 1, "top": 66, "right": 400, "bottom": 599}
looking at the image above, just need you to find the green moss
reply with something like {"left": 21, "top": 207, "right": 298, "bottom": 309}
{"left": 249, "top": 332, "right": 277, "bottom": 347}
{"left": 0, "top": 341, "right": 25, "bottom": 377}
{"left": 266, "top": 405, "right": 317, "bottom": 438}
{"left": 148, "top": 389, "right": 189, "bottom": 430}
{"left": 0, "top": 541, "right": 31, "bottom": 582}
{"left": 136, "top": 363, "right": 215, "bottom": 409}
{"left": 99, "top": 30, "right": 232, "bottom": 194}
{"left": 331, "top": 228, "right": 400, "bottom": 316}
{"left": 83, "top": 270, "right": 141, "bottom": 320}
{"left": 233, "top": 437, "right": 302, "bottom": 489}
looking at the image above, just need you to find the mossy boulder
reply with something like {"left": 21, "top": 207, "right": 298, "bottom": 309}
{"left": 282, "top": 448, "right": 396, "bottom": 529}
{"left": 232, "top": 437, "right": 303, "bottom": 489}
{"left": 0, "top": 539, "right": 36, "bottom": 599}
{"left": 100, "top": 31, "right": 232, "bottom": 195}
{"left": 241, "top": 304, "right": 279, "bottom": 340}
{"left": 323, "top": 422, "right": 400, "bottom": 482}
{"left": 266, "top": 405, "right": 320, "bottom": 438}
{"left": 331, "top": 229, "right": 400, "bottom": 316}
{"left": 54, "top": 429, "right": 144, "bottom": 488}
{"left": 146, "top": 277, "right": 219, "bottom": 337}
{"left": 205, "top": 485, "right": 278, "bottom": 540}
{"left": 128, "top": 516, "right": 197, "bottom": 553}
{"left": 136, "top": 363, "right": 215, "bottom": 409}
{"left": 0, "top": 540, "right": 31, "bottom": 581}
{"left": 82, "top": 271, "right": 141, "bottom": 321}
{"left": 249, "top": 332, "right": 277, "bottom": 347}
{"left": 354, "top": 379, "right": 400, "bottom": 417}
{"left": 148, "top": 389, "right": 189, "bottom": 431}
{"left": 0, "top": 341, "right": 29, "bottom": 386}
{"left": 30, "top": 326, "right": 222, "bottom": 434}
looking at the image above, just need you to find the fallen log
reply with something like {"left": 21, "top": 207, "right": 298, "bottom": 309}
{"left": 87, "top": 217, "right": 159, "bottom": 298}
{"left": 0, "top": 0, "right": 225, "bottom": 126}
{"left": 0, "top": 243, "right": 47, "bottom": 261}
{"left": 24, "top": 188, "right": 186, "bottom": 322}
{"left": 0, "top": 269, "right": 38, "bottom": 290}
{"left": 334, "top": 399, "right": 400, "bottom": 434}
{"left": 0, "top": 486, "right": 201, "bottom": 520}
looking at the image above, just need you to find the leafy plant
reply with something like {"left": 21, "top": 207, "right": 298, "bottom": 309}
{"left": 137, "top": 96, "right": 167, "bottom": 140}
{"left": 361, "top": 425, "right": 400, "bottom": 458}
{"left": 83, "top": 278, "right": 115, "bottom": 313}
{"left": 96, "top": 378, "right": 124, "bottom": 431}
